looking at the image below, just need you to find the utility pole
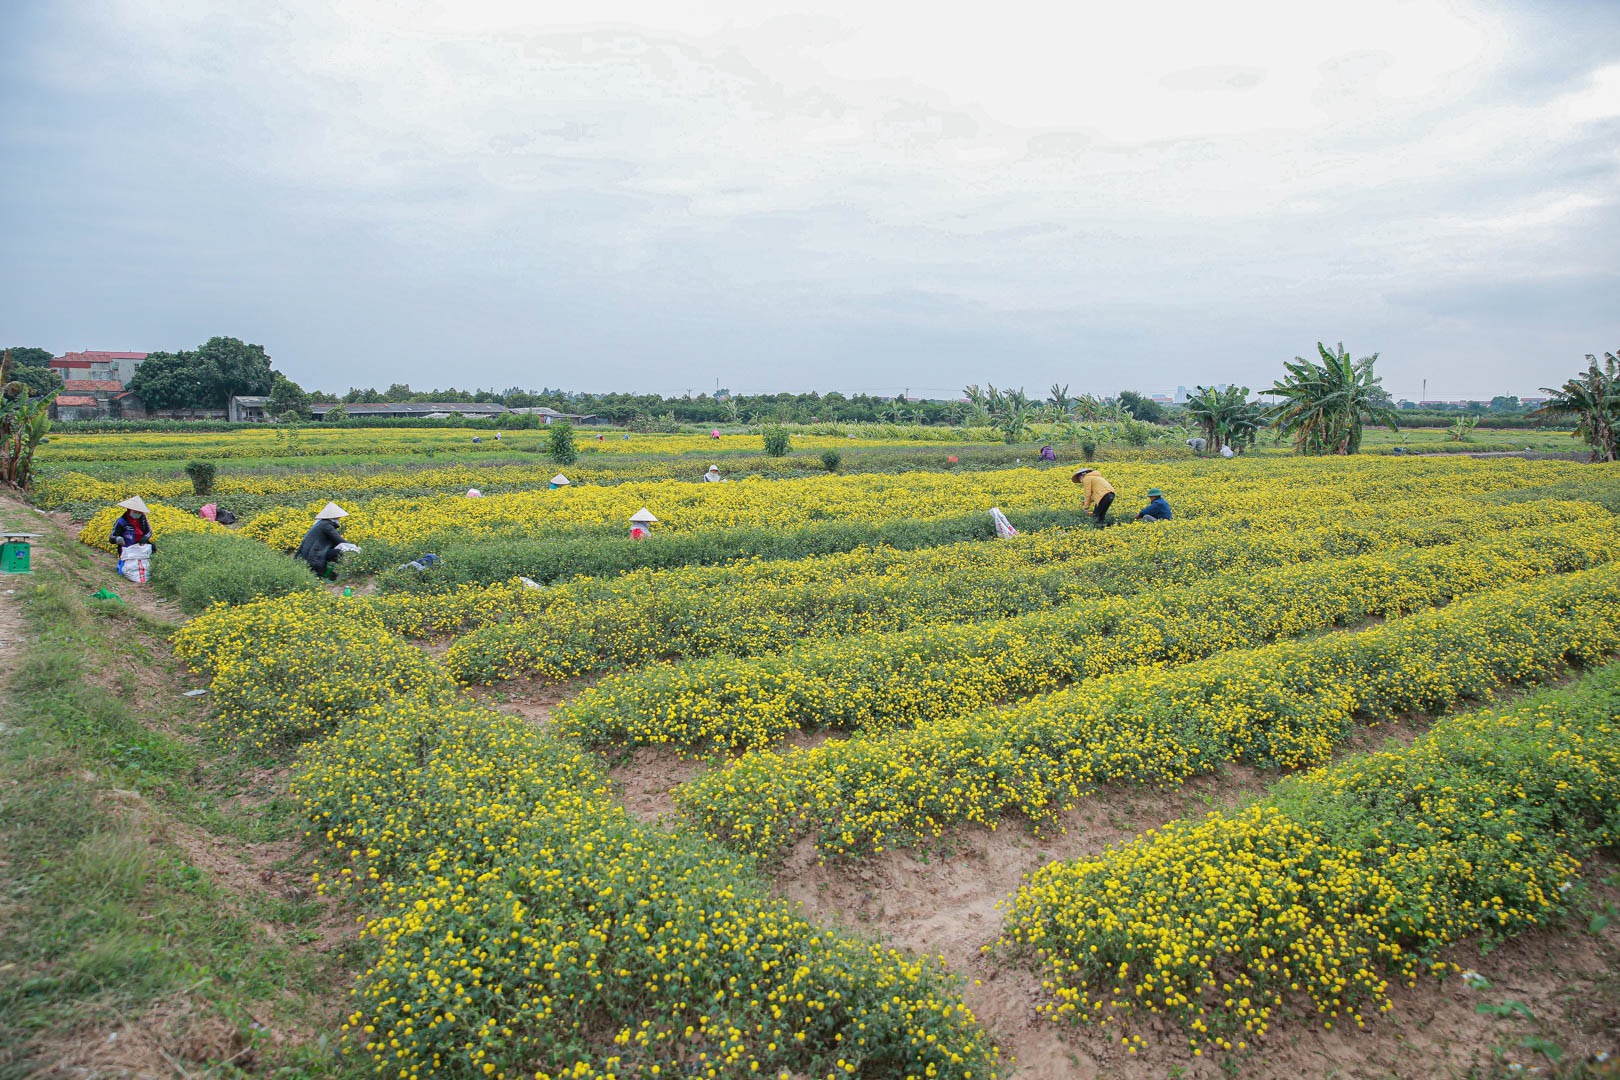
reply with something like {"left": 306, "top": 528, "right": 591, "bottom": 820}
{"left": 1422, "top": 378, "right": 1426, "bottom": 403}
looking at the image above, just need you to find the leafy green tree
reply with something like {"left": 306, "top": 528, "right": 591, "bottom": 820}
{"left": 1, "top": 348, "right": 61, "bottom": 399}
{"left": 267, "top": 373, "right": 312, "bottom": 420}
{"left": 762, "top": 425, "right": 791, "bottom": 456}
{"left": 1267, "top": 342, "right": 1399, "bottom": 455}
{"left": 127, "top": 350, "right": 210, "bottom": 409}
{"left": 1117, "top": 390, "right": 1166, "bottom": 424}
{"left": 1535, "top": 351, "right": 1619, "bottom": 462}
{"left": 1487, "top": 395, "right": 1522, "bottom": 413}
{"left": 128, "top": 336, "right": 274, "bottom": 409}
{"left": 195, "top": 336, "right": 274, "bottom": 406}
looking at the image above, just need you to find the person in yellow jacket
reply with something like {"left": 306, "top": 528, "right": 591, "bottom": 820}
{"left": 1072, "top": 467, "right": 1116, "bottom": 528}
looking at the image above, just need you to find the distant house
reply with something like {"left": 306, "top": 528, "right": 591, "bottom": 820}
{"left": 51, "top": 394, "right": 102, "bottom": 421}
{"left": 307, "top": 401, "right": 513, "bottom": 420}
{"left": 229, "top": 395, "right": 271, "bottom": 422}
{"left": 506, "top": 406, "right": 598, "bottom": 425}
{"left": 50, "top": 350, "right": 147, "bottom": 385}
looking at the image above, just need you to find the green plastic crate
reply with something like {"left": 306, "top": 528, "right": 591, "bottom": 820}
{"left": 1, "top": 540, "right": 30, "bottom": 574}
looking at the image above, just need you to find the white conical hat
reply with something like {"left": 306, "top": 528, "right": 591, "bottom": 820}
{"left": 117, "top": 496, "right": 150, "bottom": 514}
{"left": 550, "top": 474, "right": 570, "bottom": 486}
{"left": 316, "top": 502, "right": 348, "bottom": 520}
{"left": 629, "top": 507, "right": 659, "bottom": 523}
{"left": 466, "top": 489, "right": 483, "bottom": 497}
{"left": 706, "top": 465, "right": 720, "bottom": 473}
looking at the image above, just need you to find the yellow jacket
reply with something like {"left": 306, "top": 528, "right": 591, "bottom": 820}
{"left": 1080, "top": 471, "right": 1115, "bottom": 509}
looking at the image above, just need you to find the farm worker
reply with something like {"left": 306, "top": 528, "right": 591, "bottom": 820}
{"left": 110, "top": 496, "right": 154, "bottom": 552}
{"left": 472, "top": 436, "right": 482, "bottom": 444}
{"left": 1187, "top": 437, "right": 1206, "bottom": 454}
{"left": 549, "top": 474, "right": 570, "bottom": 490}
{"left": 1135, "top": 488, "right": 1172, "bottom": 521}
{"left": 1039, "top": 445, "right": 1057, "bottom": 461}
{"left": 1072, "top": 468, "right": 1116, "bottom": 529}
{"left": 494, "top": 431, "right": 502, "bottom": 441}
{"left": 597, "top": 433, "right": 605, "bottom": 441}
{"left": 629, "top": 507, "right": 658, "bottom": 540}
{"left": 466, "top": 489, "right": 483, "bottom": 498}
{"left": 295, "top": 502, "right": 350, "bottom": 578}
{"left": 710, "top": 429, "right": 721, "bottom": 439}
{"left": 702, "top": 465, "right": 722, "bottom": 482}
{"left": 947, "top": 455, "right": 958, "bottom": 466}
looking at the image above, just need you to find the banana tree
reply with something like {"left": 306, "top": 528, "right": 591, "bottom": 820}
{"left": 0, "top": 349, "right": 55, "bottom": 490}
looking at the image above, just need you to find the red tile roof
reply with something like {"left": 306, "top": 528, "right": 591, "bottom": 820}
{"left": 53, "top": 350, "right": 148, "bottom": 363}
{"left": 61, "top": 379, "right": 125, "bottom": 392}
{"left": 54, "top": 395, "right": 98, "bottom": 406}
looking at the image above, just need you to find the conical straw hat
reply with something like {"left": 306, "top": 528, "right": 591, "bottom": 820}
{"left": 629, "top": 507, "right": 659, "bottom": 524}
{"left": 117, "top": 496, "right": 150, "bottom": 514}
{"left": 316, "top": 502, "right": 349, "bottom": 520}
{"left": 551, "top": 474, "right": 570, "bottom": 486}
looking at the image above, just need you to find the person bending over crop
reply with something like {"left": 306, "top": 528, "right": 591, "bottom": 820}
{"left": 110, "top": 496, "right": 154, "bottom": 553}
{"left": 295, "top": 502, "right": 350, "bottom": 578}
{"left": 1135, "top": 488, "right": 1172, "bottom": 521}
{"left": 1072, "top": 467, "right": 1116, "bottom": 528}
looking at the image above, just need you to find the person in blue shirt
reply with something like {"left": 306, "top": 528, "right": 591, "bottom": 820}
{"left": 1135, "top": 488, "right": 1172, "bottom": 521}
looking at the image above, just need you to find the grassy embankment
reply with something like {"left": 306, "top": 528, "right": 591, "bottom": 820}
{"left": 0, "top": 498, "right": 359, "bottom": 1078}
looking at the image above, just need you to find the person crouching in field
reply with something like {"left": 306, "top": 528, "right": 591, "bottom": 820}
{"left": 1072, "top": 468, "right": 1116, "bottom": 528}
{"left": 1135, "top": 488, "right": 1172, "bottom": 522}
{"left": 295, "top": 502, "right": 350, "bottom": 578}
{"left": 110, "top": 496, "right": 154, "bottom": 553}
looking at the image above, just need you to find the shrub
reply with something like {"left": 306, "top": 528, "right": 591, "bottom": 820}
{"left": 149, "top": 532, "right": 319, "bottom": 612}
{"left": 1120, "top": 419, "right": 1152, "bottom": 448}
{"left": 1079, "top": 437, "right": 1098, "bottom": 461}
{"left": 183, "top": 460, "right": 217, "bottom": 495}
{"left": 762, "top": 425, "right": 791, "bottom": 457}
{"left": 548, "top": 418, "right": 577, "bottom": 465}
{"left": 820, "top": 448, "right": 842, "bottom": 472}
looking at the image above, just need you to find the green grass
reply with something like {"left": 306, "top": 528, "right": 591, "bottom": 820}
{"left": 0, "top": 503, "right": 360, "bottom": 1078}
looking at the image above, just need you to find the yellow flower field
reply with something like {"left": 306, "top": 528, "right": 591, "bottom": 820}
{"left": 110, "top": 438, "right": 1620, "bottom": 1076}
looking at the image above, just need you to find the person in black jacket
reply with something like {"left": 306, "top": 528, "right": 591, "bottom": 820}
{"left": 110, "top": 496, "right": 154, "bottom": 552}
{"left": 295, "top": 502, "right": 350, "bottom": 578}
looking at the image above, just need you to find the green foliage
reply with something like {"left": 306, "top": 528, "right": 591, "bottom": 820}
{"left": 547, "top": 418, "right": 577, "bottom": 465}
{"left": 322, "top": 402, "right": 348, "bottom": 423}
{"left": 183, "top": 460, "right": 217, "bottom": 495}
{"left": 266, "top": 372, "right": 311, "bottom": 420}
{"left": 1535, "top": 350, "right": 1619, "bottom": 462}
{"left": 127, "top": 336, "right": 275, "bottom": 410}
{"left": 820, "top": 448, "right": 842, "bottom": 472}
{"left": 762, "top": 425, "right": 791, "bottom": 456}
{"left": 1447, "top": 414, "right": 1480, "bottom": 441}
{"left": 1119, "top": 418, "right": 1154, "bottom": 447}
{"left": 1117, "top": 390, "right": 1166, "bottom": 423}
{"left": 980, "top": 384, "right": 1035, "bottom": 444}
{"left": 1267, "top": 342, "right": 1400, "bottom": 455}
{"left": 1079, "top": 436, "right": 1098, "bottom": 461}
{"left": 0, "top": 349, "right": 54, "bottom": 489}
{"left": 148, "top": 532, "right": 319, "bottom": 612}
{"left": 1183, "top": 384, "right": 1264, "bottom": 453}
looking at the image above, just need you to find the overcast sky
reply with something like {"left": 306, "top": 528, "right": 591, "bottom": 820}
{"left": 2, "top": 0, "right": 1616, "bottom": 399}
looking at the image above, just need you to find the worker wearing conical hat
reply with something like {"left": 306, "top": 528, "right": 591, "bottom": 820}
{"left": 548, "top": 474, "right": 570, "bottom": 490}
{"left": 109, "top": 496, "right": 153, "bottom": 553}
{"left": 1071, "top": 468, "right": 1116, "bottom": 529}
{"left": 629, "top": 507, "right": 657, "bottom": 541}
{"left": 295, "top": 502, "right": 350, "bottom": 578}
{"left": 702, "top": 465, "right": 722, "bottom": 483}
